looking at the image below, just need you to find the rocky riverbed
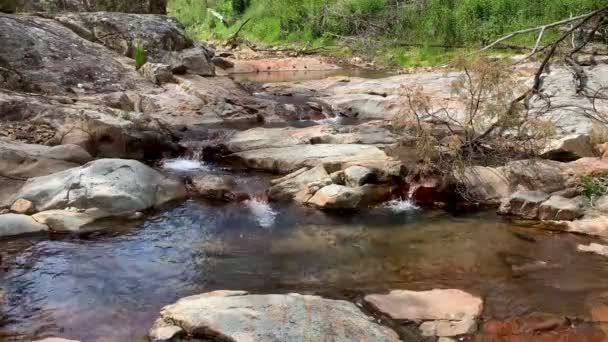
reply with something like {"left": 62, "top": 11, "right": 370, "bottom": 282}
{"left": 3, "top": 3, "right": 608, "bottom": 342}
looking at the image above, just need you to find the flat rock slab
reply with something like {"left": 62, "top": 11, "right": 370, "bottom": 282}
{"left": 364, "top": 289, "right": 483, "bottom": 321}
{"left": 150, "top": 290, "right": 400, "bottom": 342}
{"left": 230, "top": 144, "right": 392, "bottom": 174}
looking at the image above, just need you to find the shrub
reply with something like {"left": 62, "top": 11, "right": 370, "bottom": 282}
{"left": 132, "top": 39, "right": 147, "bottom": 70}
{"left": 582, "top": 175, "right": 608, "bottom": 201}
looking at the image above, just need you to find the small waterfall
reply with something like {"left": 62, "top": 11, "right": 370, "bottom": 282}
{"left": 382, "top": 198, "right": 419, "bottom": 213}
{"left": 245, "top": 198, "right": 277, "bottom": 228}
{"left": 161, "top": 142, "right": 206, "bottom": 172}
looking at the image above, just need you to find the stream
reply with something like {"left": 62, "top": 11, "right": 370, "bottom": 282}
{"left": 2, "top": 71, "right": 608, "bottom": 341}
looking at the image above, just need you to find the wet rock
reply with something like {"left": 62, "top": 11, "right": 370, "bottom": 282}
{"left": 190, "top": 175, "right": 236, "bottom": 201}
{"left": 139, "top": 63, "right": 174, "bottom": 85}
{"left": 578, "top": 243, "right": 608, "bottom": 257}
{"left": 539, "top": 195, "right": 585, "bottom": 221}
{"left": 230, "top": 144, "right": 393, "bottom": 174}
{"left": 34, "top": 338, "right": 82, "bottom": 342}
{"left": 32, "top": 210, "right": 101, "bottom": 232}
{"left": 408, "top": 176, "right": 443, "bottom": 206}
{"left": 16, "top": 159, "right": 186, "bottom": 217}
{"left": 149, "top": 290, "right": 400, "bottom": 342}
{"left": 343, "top": 165, "right": 375, "bottom": 187}
{"left": 499, "top": 190, "right": 550, "bottom": 219}
{"left": 10, "top": 199, "right": 34, "bottom": 215}
{"left": 268, "top": 165, "right": 330, "bottom": 201}
{"left": 0, "top": 214, "right": 49, "bottom": 238}
{"left": 365, "top": 289, "right": 482, "bottom": 338}
{"left": 307, "top": 184, "right": 363, "bottom": 210}
{"left": 359, "top": 184, "right": 392, "bottom": 206}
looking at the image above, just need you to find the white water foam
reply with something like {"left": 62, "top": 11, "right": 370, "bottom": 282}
{"left": 245, "top": 198, "right": 277, "bottom": 228}
{"left": 383, "top": 199, "right": 419, "bottom": 213}
{"left": 161, "top": 158, "right": 207, "bottom": 172}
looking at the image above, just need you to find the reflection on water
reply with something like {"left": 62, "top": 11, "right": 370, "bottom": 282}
{"left": 229, "top": 67, "right": 391, "bottom": 84}
{"left": 1, "top": 201, "right": 608, "bottom": 341}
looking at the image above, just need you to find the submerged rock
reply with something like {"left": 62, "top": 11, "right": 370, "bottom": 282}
{"left": 365, "top": 289, "right": 483, "bottom": 338}
{"left": 190, "top": 175, "right": 236, "bottom": 201}
{"left": 149, "top": 290, "right": 400, "bottom": 342}
{"left": 15, "top": 159, "right": 186, "bottom": 218}
{"left": 0, "top": 213, "right": 49, "bottom": 238}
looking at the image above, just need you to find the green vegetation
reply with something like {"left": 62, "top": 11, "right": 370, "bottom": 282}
{"left": 0, "top": 0, "right": 17, "bottom": 13}
{"left": 582, "top": 175, "right": 608, "bottom": 201}
{"left": 132, "top": 39, "right": 147, "bottom": 70}
{"left": 168, "top": 0, "right": 607, "bottom": 67}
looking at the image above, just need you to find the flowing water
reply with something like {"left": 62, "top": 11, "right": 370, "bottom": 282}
{"left": 3, "top": 70, "right": 608, "bottom": 341}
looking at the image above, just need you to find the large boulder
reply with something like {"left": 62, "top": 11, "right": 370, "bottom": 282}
{"left": 0, "top": 14, "right": 142, "bottom": 95}
{"left": 149, "top": 290, "right": 400, "bottom": 342}
{"left": 51, "top": 12, "right": 193, "bottom": 62}
{"left": 17, "top": 0, "right": 167, "bottom": 14}
{"left": 364, "top": 289, "right": 483, "bottom": 339}
{"left": 15, "top": 159, "right": 186, "bottom": 217}
{"left": 0, "top": 213, "right": 49, "bottom": 238}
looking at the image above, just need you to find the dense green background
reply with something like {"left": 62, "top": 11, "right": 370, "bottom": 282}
{"left": 169, "top": 0, "right": 607, "bottom": 66}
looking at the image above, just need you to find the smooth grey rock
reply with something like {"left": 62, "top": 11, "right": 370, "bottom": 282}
{"left": 16, "top": 159, "right": 186, "bottom": 216}
{"left": 149, "top": 290, "right": 400, "bottom": 342}
{"left": 0, "top": 214, "right": 49, "bottom": 237}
